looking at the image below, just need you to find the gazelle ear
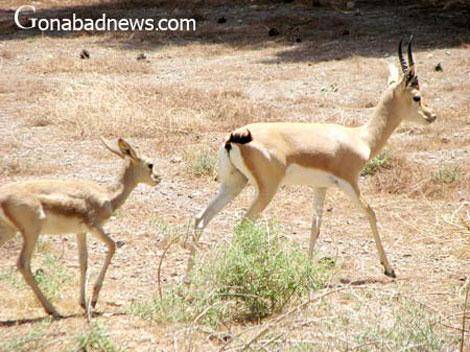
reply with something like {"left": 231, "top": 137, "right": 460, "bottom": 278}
{"left": 117, "top": 138, "right": 139, "bottom": 160}
{"left": 387, "top": 63, "right": 399, "bottom": 86}
{"left": 101, "top": 137, "right": 125, "bottom": 159}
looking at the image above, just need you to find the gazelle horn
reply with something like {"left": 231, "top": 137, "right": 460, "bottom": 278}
{"left": 398, "top": 38, "right": 408, "bottom": 74}
{"left": 407, "top": 35, "right": 415, "bottom": 73}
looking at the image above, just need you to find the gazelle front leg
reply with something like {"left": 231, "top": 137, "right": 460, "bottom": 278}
{"left": 88, "top": 225, "right": 116, "bottom": 308}
{"left": 76, "top": 233, "right": 88, "bottom": 310}
{"left": 345, "top": 183, "right": 396, "bottom": 278}
{"left": 309, "top": 187, "right": 327, "bottom": 258}
{"left": 358, "top": 194, "right": 396, "bottom": 278}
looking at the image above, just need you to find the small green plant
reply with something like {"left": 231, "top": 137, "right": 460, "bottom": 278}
{"left": 287, "top": 342, "right": 317, "bottom": 351}
{"left": 34, "top": 253, "right": 72, "bottom": 301}
{"left": 0, "top": 268, "right": 25, "bottom": 289}
{"left": 0, "top": 252, "right": 71, "bottom": 300}
{"left": 184, "top": 148, "right": 217, "bottom": 177}
{"left": 432, "top": 165, "right": 460, "bottom": 184}
{"left": 361, "top": 152, "right": 391, "bottom": 176}
{"left": 131, "top": 222, "right": 332, "bottom": 326}
{"left": 0, "top": 321, "right": 48, "bottom": 352}
{"left": 354, "top": 301, "right": 449, "bottom": 351}
{"left": 130, "top": 287, "right": 191, "bottom": 323}
{"left": 76, "top": 322, "right": 121, "bottom": 352}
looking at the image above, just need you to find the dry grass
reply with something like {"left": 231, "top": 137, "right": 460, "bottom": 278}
{"left": 7, "top": 75, "right": 277, "bottom": 139}
{"left": 0, "top": 156, "right": 62, "bottom": 177}
{"left": 0, "top": 0, "right": 469, "bottom": 351}
{"left": 367, "top": 155, "right": 469, "bottom": 201}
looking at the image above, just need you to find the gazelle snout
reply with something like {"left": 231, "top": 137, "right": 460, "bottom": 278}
{"left": 150, "top": 172, "right": 162, "bottom": 186}
{"left": 422, "top": 106, "right": 437, "bottom": 124}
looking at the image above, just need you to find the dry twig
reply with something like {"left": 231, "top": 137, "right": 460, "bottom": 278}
{"left": 460, "top": 282, "right": 469, "bottom": 352}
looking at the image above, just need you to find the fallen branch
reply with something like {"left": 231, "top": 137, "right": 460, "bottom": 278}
{"left": 157, "top": 233, "right": 182, "bottom": 301}
{"left": 460, "top": 283, "right": 469, "bottom": 352}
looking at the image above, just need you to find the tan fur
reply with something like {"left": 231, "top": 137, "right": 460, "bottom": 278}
{"left": 192, "top": 41, "right": 437, "bottom": 279}
{"left": 235, "top": 122, "right": 368, "bottom": 187}
{"left": 0, "top": 139, "right": 160, "bottom": 317}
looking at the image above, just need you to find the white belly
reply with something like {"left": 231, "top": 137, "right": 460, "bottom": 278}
{"left": 41, "top": 212, "right": 88, "bottom": 235}
{"left": 282, "top": 164, "right": 358, "bottom": 201}
{"left": 282, "top": 164, "right": 342, "bottom": 188}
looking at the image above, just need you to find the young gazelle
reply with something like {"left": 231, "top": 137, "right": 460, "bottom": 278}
{"left": 0, "top": 138, "right": 160, "bottom": 317}
{"left": 192, "top": 38, "right": 436, "bottom": 278}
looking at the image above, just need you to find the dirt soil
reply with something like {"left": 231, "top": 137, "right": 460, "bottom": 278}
{"left": 0, "top": 0, "right": 469, "bottom": 351}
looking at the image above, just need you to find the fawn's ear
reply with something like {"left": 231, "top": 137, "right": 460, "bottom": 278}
{"left": 117, "top": 138, "right": 139, "bottom": 160}
{"left": 101, "top": 137, "right": 124, "bottom": 159}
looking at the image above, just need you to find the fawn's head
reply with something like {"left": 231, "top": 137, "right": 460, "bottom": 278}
{"left": 101, "top": 138, "right": 161, "bottom": 186}
{"left": 388, "top": 36, "right": 437, "bottom": 125}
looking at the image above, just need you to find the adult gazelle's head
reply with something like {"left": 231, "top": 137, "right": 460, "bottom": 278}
{"left": 389, "top": 36, "right": 437, "bottom": 125}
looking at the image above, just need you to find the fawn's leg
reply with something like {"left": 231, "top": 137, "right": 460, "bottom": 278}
{"left": 88, "top": 226, "right": 116, "bottom": 308}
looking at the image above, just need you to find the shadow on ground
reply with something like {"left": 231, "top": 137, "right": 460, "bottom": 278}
{"left": 0, "top": 0, "right": 469, "bottom": 63}
{"left": 0, "top": 311, "right": 126, "bottom": 327}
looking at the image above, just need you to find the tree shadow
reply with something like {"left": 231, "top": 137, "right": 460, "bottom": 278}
{"left": 0, "top": 0, "right": 469, "bottom": 63}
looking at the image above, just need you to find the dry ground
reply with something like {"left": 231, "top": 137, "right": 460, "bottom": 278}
{"left": 0, "top": 0, "right": 469, "bottom": 351}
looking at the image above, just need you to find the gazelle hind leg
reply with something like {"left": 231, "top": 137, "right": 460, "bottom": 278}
{"left": 342, "top": 182, "right": 395, "bottom": 278}
{"left": 195, "top": 146, "right": 248, "bottom": 233}
{"left": 243, "top": 182, "right": 280, "bottom": 222}
{"left": 309, "top": 187, "right": 327, "bottom": 258}
{"left": 4, "top": 200, "right": 60, "bottom": 316}
{"left": 187, "top": 171, "right": 247, "bottom": 280}
{"left": 18, "top": 228, "right": 61, "bottom": 317}
{"left": 194, "top": 172, "right": 247, "bottom": 233}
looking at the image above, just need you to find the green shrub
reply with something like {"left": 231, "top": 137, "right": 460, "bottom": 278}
{"left": 205, "top": 222, "right": 330, "bottom": 320}
{"left": 131, "top": 221, "right": 333, "bottom": 325}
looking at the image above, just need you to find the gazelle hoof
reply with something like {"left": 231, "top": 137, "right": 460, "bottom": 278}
{"left": 384, "top": 269, "right": 396, "bottom": 278}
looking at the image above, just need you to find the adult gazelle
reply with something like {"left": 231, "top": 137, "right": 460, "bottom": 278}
{"left": 191, "top": 37, "right": 436, "bottom": 278}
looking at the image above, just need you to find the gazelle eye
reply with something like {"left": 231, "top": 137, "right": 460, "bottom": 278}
{"left": 148, "top": 163, "right": 154, "bottom": 169}
{"left": 413, "top": 96, "right": 421, "bottom": 102}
